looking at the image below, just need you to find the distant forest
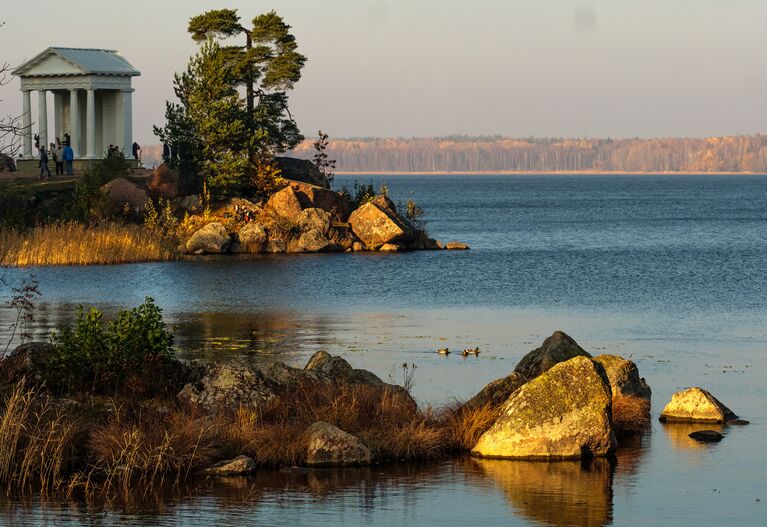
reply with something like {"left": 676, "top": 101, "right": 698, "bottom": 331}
{"left": 286, "top": 135, "right": 767, "bottom": 173}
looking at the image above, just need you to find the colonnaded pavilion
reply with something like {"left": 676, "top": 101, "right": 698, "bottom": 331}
{"left": 12, "top": 47, "right": 140, "bottom": 171}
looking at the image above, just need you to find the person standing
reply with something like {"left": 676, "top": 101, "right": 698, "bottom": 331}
{"left": 39, "top": 147, "right": 51, "bottom": 180}
{"left": 63, "top": 142, "right": 74, "bottom": 175}
{"left": 132, "top": 141, "right": 141, "bottom": 162}
{"left": 54, "top": 143, "right": 64, "bottom": 176}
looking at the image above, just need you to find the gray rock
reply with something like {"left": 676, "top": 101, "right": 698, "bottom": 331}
{"left": 236, "top": 223, "right": 268, "bottom": 253}
{"left": 466, "top": 331, "right": 591, "bottom": 409}
{"left": 185, "top": 223, "right": 231, "bottom": 254}
{"left": 305, "top": 421, "right": 372, "bottom": 466}
{"left": 297, "top": 228, "right": 333, "bottom": 252}
{"left": 179, "top": 194, "right": 201, "bottom": 213}
{"left": 199, "top": 455, "right": 256, "bottom": 476}
{"left": 297, "top": 208, "right": 332, "bottom": 234}
{"left": 178, "top": 363, "right": 276, "bottom": 412}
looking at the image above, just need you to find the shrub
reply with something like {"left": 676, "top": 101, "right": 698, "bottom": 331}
{"left": 50, "top": 298, "right": 177, "bottom": 395}
{"left": 340, "top": 181, "right": 376, "bottom": 210}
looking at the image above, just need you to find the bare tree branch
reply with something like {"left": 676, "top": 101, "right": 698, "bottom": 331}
{"left": 0, "top": 21, "right": 26, "bottom": 159}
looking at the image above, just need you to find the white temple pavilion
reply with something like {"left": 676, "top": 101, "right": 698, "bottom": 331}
{"left": 12, "top": 47, "right": 140, "bottom": 166}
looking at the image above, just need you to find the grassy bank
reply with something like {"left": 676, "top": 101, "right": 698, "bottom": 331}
{"left": 0, "top": 222, "right": 176, "bottom": 266}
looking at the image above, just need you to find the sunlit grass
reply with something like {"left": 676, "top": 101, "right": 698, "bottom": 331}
{"left": 0, "top": 222, "right": 176, "bottom": 266}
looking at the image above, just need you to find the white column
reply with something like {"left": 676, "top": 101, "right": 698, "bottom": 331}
{"left": 85, "top": 89, "right": 96, "bottom": 159}
{"left": 53, "top": 92, "right": 63, "bottom": 142}
{"left": 37, "top": 89, "right": 48, "bottom": 150}
{"left": 22, "top": 90, "right": 32, "bottom": 157}
{"left": 69, "top": 89, "right": 80, "bottom": 157}
{"left": 122, "top": 88, "right": 133, "bottom": 159}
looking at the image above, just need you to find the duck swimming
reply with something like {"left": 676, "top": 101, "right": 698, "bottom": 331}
{"left": 437, "top": 348, "right": 450, "bottom": 355}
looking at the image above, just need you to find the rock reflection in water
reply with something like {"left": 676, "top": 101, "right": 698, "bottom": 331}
{"left": 661, "top": 422, "right": 725, "bottom": 452}
{"left": 468, "top": 457, "right": 614, "bottom": 527}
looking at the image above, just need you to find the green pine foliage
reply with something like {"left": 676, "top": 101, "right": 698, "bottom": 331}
{"left": 154, "top": 8, "right": 307, "bottom": 198}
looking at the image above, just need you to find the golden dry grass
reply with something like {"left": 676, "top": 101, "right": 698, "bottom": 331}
{"left": 612, "top": 395, "right": 651, "bottom": 437}
{"left": 0, "top": 222, "right": 176, "bottom": 266}
{"left": 441, "top": 403, "right": 502, "bottom": 452}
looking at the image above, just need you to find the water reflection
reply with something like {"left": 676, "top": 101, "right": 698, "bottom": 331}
{"left": 660, "top": 422, "right": 725, "bottom": 452}
{"left": 467, "top": 458, "right": 614, "bottom": 527}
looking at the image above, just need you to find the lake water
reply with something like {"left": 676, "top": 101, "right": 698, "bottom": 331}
{"left": 1, "top": 174, "right": 765, "bottom": 526}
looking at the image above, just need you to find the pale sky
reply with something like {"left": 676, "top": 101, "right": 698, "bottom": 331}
{"left": 1, "top": 0, "right": 765, "bottom": 144}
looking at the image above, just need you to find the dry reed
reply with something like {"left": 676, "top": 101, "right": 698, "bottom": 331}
{"left": 441, "top": 403, "right": 501, "bottom": 452}
{"left": 0, "top": 222, "right": 176, "bottom": 266}
{"left": 612, "top": 395, "right": 651, "bottom": 437}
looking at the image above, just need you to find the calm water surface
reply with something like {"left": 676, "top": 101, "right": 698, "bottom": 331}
{"left": 1, "top": 174, "right": 765, "bottom": 526}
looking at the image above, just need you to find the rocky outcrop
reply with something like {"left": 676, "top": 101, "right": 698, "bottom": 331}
{"left": 235, "top": 223, "right": 267, "bottom": 253}
{"left": 290, "top": 182, "right": 350, "bottom": 221}
{"left": 185, "top": 223, "right": 231, "bottom": 254}
{"left": 147, "top": 163, "right": 179, "bottom": 199}
{"left": 178, "top": 351, "right": 414, "bottom": 414}
{"left": 659, "top": 387, "right": 737, "bottom": 423}
{"left": 593, "top": 354, "right": 651, "bottom": 400}
{"left": 379, "top": 243, "right": 401, "bottom": 252}
{"left": 199, "top": 455, "right": 256, "bottom": 476}
{"left": 297, "top": 208, "right": 331, "bottom": 234}
{"left": 274, "top": 157, "right": 329, "bottom": 188}
{"left": 471, "top": 356, "right": 615, "bottom": 459}
{"left": 305, "top": 421, "right": 372, "bottom": 466}
{"left": 348, "top": 201, "right": 412, "bottom": 249}
{"left": 101, "top": 177, "right": 148, "bottom": 214}
{"left": 688, "top": 430, "right": 723, "bottom": 443}
{"left": 466, "top": 331, "right": 591, "bottom": 409}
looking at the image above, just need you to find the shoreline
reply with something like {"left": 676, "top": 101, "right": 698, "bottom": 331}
{"left": 336, "top": 170, "right": 767, "bottom": 176}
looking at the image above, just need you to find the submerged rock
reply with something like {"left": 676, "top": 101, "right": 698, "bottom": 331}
{"left": 466, "top": 331, "right": 592, "bottom": 409}
{"left": 445, "top": 241, "right": 470, "bottom": 250}
{"left": 471, "top": 356, "right": 615, "bottom": 459}
{"left": 185, "top": 223, "right": 231, "bottom": 254}
{"left": 593, "top": 354, "right": 651, "bottom": 400}
{"left": 305, "top": 421, "right": 372, "bottom": 466}
{"left": 378, "top": 243, "right": 402, "bottom": 252}
{"left": 688, "top": 430, "right": 724, "bottom": 443}
{"left": 659, "top": 387, "right": 737, "bottom": 423}
{"left": 199, "top": 455, "right": 256, "bottom": 476}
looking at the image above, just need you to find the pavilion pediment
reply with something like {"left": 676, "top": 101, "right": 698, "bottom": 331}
{"left": 18, "top": 53, "right": 85, "bottom": 77}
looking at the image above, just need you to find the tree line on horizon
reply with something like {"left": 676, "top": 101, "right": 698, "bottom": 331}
{"left": 275, "top": 134, "right": 767, "bottom": 173}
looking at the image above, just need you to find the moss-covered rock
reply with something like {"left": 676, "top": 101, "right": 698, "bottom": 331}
{"left": 471, "top": 356, "right": 615, "bottom": 459}
{"left": 593, "top": 354, "right": 651, "bottom": 400}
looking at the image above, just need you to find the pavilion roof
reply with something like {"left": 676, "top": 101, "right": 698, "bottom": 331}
{"left": 12, "top": 47, "right": 140, "bottom": 77}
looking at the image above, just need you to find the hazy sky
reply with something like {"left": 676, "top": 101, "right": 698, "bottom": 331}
{"left": 1, "top": 0, "right": 765, "bottom": 144}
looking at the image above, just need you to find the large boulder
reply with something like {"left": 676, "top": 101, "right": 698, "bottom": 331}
{"left": 305, "top": 421, "right": 372, "bottom": 466}
{"left": 297, "top": 208, "right": 331, "bottom": 234}
{"left": 274, "top": 157, "right": 329, "bottom": 188}
{"left": 185, "top": 223, "right": 231, "bottom": 254}
{"left": 348, "top": 201, "right": 413, "bottom": 249}
{"left": 0, "top": 153, "right": 16, "bottom": 172}
{"left": 101, "top": 177, "right": 148, "bottom": 214}
{"left": 471, "top": 356, "right": 615, "bottom": 459}
{"left": 291, "top": 182, "right": 350, "bottom": 221}
{"left": 147, "top": 163, "right": 179, "bottom": 199}
{"left": 198, "top": 455, "right": 256, "bottom": 476}
{"left": 296, "top": 229, "right": 334, "bottom": 253}
{"left": 177, "top": 363, "right": 277, "bottom": 412}
{"left": 466, "top": 331, "right": 592, "bottom": 409}
{"left": 235, "top": 222, "right": 268, "bottom": 253}
{"left": 659, "top": 387, "right": 737, "bottom": 423}
{"left": 593, "top": 354, "right": 651, "bottom": 400}
{"left": 265, "top": 185, "right": 309, "bottom": 223}
{"left": 304, "top": 350, "right": 385, "bottom": 386}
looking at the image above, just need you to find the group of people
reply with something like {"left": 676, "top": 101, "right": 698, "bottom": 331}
{"left": 233, "top": 203, "right": 257, "bottom": 223}
{"left": 37, "top": 135, "right": 74, "bottom": 180}
{"left": 36, "top": 138, "right": 142, "bottom": 180}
